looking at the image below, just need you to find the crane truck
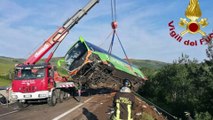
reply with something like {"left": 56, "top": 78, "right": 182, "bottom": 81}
{"left": 11, "top": 0, "right": 99, "bottom": 106}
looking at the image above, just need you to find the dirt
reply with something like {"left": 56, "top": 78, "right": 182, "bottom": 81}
{"left": 73, "top": 91, "right": 166, "bottom": 120}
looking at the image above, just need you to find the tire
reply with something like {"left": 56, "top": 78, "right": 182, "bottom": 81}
{"left": 0, "top": 94, "right": 7, "bottom": 105}
{"left": 48, "top": 91, "right": 57, "bottom": 106}
{"left": 58, "top": 90, "right": 64, "bottom": 103}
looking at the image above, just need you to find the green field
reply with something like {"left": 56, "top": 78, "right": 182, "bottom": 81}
{"left": 0, "top": 57, "right": 15, "bottom": 74}
{"left": 0, "top": 56, "right": 22, "bottom": 86}
{"left": 0, "top": 57, "right": 16, "bottom": 86}
{"left": 0, "top": 78, "right": 11, "bottom": 86}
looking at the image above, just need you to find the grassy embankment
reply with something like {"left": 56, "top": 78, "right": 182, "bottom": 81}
{"left": 0, "top": 57, "right": 20, "bottom": 86}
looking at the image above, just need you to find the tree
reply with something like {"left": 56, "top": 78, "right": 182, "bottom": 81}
{"left": 141, "top": 54, "right": 213, "bottom": 119}
{"left": 195, "top": 112, "right": 213, "bottom": 120}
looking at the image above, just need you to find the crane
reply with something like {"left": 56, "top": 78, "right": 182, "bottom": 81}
{"left": 11, "top": 0, "right": 99, "bottom": 107}
{"left": 25, "top": 0, "right": 99, "bottom": 65}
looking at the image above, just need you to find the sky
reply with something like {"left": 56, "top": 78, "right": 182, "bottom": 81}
{"left": 0, "top": 0, "right": 212, "bottom": 63}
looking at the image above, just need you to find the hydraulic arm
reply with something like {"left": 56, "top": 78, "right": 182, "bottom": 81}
{"left": 24, "top": 0, "right": 99, "bottom": 65}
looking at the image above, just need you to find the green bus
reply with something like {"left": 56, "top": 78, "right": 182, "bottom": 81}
{"left": 61, "top": 37, "right": 147, "bottom": 90}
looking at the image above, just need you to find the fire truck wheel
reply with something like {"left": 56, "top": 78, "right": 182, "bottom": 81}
{"left": 48, "top": 91, "right": 57, "bottom": 106}
{"left": 58, "top": 90, "right": 64, "bottom": 103}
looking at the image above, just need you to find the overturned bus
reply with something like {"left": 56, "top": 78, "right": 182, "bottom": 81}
{"left": 61, "top": 37, "right": 147, "bottom": 90}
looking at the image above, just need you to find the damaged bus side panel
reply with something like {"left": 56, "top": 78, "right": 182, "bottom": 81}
{"left": 63, "top": 37, "right": 146, "bottom": 90}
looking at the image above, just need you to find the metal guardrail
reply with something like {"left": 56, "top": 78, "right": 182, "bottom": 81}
{"left": 0, "top": 86, "right": 8, "bottom": 90}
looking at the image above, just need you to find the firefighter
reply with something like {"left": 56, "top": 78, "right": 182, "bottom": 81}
{"left": 184, "top": 112, "right": 193, "bottom": 120}
{"left": 111, "top": 79, "right": 135, "bottom": 120}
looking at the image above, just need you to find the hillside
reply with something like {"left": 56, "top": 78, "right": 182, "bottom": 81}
{"left": 0, "top": 56, "right": 23, "bottom": 86}
{"left": 0, "top": 56, "right": 24, "bottom": 75}
{"left": 129, "top": 59, "right": 168, "bottom": 70}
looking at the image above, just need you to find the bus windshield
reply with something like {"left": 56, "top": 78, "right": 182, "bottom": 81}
{"left": 65, "top": 41, "right": 87, "bottom": 71}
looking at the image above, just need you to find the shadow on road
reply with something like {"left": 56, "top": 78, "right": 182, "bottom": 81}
{"left": 73, "top": 87, "right": 117, "bottom": 102}
{"left": 82, "top": 107, "right": 98, "bottom": 120}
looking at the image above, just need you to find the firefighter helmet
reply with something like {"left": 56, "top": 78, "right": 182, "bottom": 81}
{"left": 123, "top": 79, "right": 131, "bottom": 88}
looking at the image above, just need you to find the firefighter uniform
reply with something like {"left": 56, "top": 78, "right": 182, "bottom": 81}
{"left": 112, "top": 86, "right": 135, "bottom": 120}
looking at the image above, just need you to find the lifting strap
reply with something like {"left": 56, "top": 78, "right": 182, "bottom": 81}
{"left": 108, "top": 30, "right": 116, "bottom": 55}
{"left": 108, "top": 0, "right": 133, "bottom": 68}
{"left": 108, "top": 0, "right": 117, "bottom": 55}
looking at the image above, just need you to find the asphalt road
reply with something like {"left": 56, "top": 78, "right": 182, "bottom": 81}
{"left": 0, "top": 90, "right": 166, "bottom": 120}
{"left": 0, "top": 96, "right": 93, "bottom": 120}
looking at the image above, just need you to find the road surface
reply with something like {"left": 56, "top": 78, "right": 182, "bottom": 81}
{"left": 0, "top": 90, "right": 165, "bottom": 120}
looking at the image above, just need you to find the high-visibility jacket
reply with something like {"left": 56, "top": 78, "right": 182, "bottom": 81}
{"left": 112, "top": 90, "right": 135, "bottom": 120}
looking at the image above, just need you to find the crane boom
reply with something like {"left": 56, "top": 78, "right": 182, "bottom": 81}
{"left": 24, "top": 0, "right": 99, "bottom": 65}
